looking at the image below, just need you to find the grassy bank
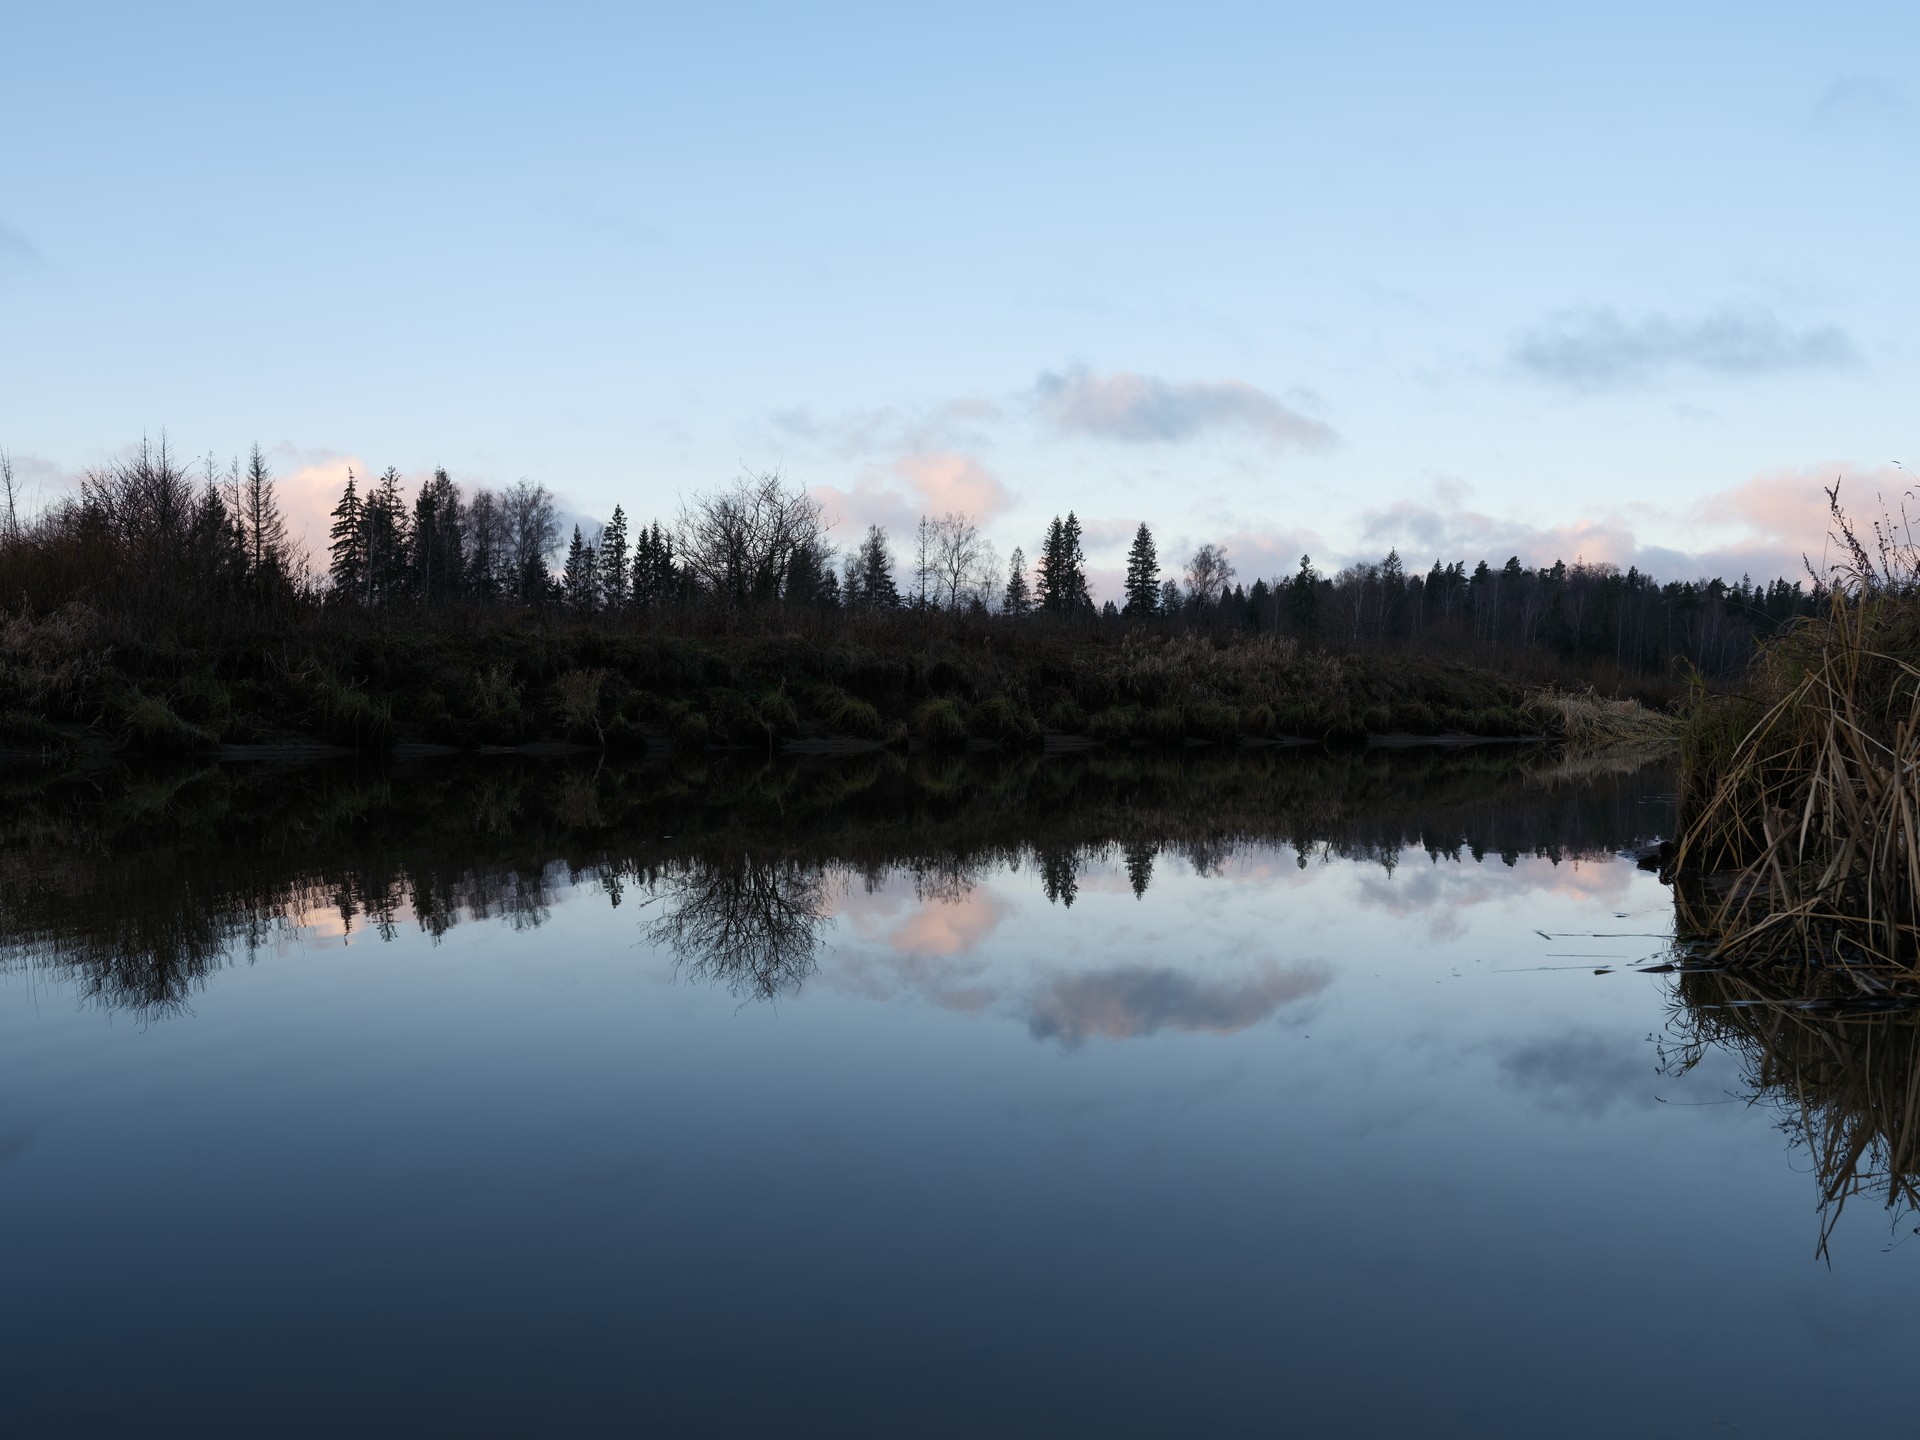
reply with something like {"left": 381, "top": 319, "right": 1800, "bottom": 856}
{"left": 0, "top": 602, "right": 1623, "bottom": 762}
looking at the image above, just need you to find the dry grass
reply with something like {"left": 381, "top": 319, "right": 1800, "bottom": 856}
{"left": 1676, "top": 487, "right": 1920, "bottom": 975}
{"left": 1522, "top": 686, "right": 1681, "bottom": 753}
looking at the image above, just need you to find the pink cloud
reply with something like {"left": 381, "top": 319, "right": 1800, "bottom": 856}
{"left": 884, "top": 887, "right": 1011, "bottom": 957}
{"left": 809, "top": 450, "right": 1014, "bottom": 545}
{"left": 1354, "top": 464, "right": 1902, "bottom": 584}
{"left": 893, "top": 452, "right": 1011, "bottom": 518}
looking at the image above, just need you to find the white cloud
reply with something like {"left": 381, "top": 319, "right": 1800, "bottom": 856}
{"left": 1511, "top": 305, "right": 1857, "bottom": 391}
{"left": 1033, "top": 365, "right": 1336, "bottom": 449}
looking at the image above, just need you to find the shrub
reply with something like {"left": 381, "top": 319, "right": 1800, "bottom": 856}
{"left": 553, "top": 669, "right": 607, "bottom": 744}
{"left": 1184, "top": 701, "right": 1240, "bottom": 742}
{"left": 702, "top": 687, "right": 758, "bottom": 744}
{"left": 672, "top": 707, "right": 709, "bottom": 748}
{"left": 813, "top": 685, "right": 885, "bottom": 740}
{"left": 1140, "top": 705, "right": 1186, "bottom": 744}
{"left": 325, "top": 688, "right": 394, "bottom": 751}
{"left": 757, "top": 688, "right": 799, "bottom": 735}
{"left": 1042, "top": 699, "right": 1086, "bottom": 733}
{"left": 1087, "top": 705, "right": 1139, "bottom": 744}
{"left": 111, "top": 691, "right": 214, "bottom": 753}
{"left": 911, "top": 697, "right": 968, "bottom": 748}
{"left": 1388, "top": 699, "right": 1437, "bottom": 735}
{"left": 966, "top": 695, "right": 1039, "bottom": 746}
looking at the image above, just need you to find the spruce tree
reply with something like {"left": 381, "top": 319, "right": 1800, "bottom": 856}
{"left": 1035, "top": 516, "right": 1067, "bottom": 613}
{"left": 238, "top": 443, "right": 290, "bottom": 596}
{"left": 1289, "top": 554, "right": 1320, "bottom": 638}
{"left": 327, "top": 471, "right": 366, "bottom": 597}
{"left": 598, "top": 505, "right": 630, "bottom": 611}
{"left": 1002, "top": 547, "right": 1032, "bottom": 616}
{"left": 412, "top": 468, "right": 466, "bottom": 603}
{"left": 633, "top": 521, "right": 678, "bottom": 609}
{"left": 1058, "top": 512, "right": 1091, "bottom": 612}
{"left": 562, "top": 526, "right": 600, "bottom": 611}
{"left": 849, "top": 525, "right": 899, "bottom": 609}
{"left": 1123, "top": 523, "right": 1159, "bottom": 617}
{"left": 359, "top": 467, "right": 412, "bottom": 605}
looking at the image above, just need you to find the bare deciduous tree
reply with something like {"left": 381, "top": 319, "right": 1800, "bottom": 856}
{"left": 916, "top": 511, "right": 998, "bottom": 610}
{"left": 1185, "top": 543, "right": 1236, "bottom": 605}
{"left": 676, "top": 470, "right": 826, "bottom": 606}
{"left": 0, "top": 448, "right": 18, "bottom": 540}
{"left": 503, "top": 479, "right": 560, "bottom": 600}
{"left": 646, "top": 854, "right": 832, "bottom": 1001}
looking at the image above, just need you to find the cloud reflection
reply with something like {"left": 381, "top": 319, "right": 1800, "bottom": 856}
{"left": 1025, "top": 961, "right": 1331, "bottom": 1048}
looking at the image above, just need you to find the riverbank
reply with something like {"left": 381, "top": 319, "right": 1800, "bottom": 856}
{"left": 0, "top": 603, "right": 1656, "bottom": 765}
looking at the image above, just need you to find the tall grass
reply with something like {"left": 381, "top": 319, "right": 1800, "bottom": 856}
{"left": 1675, "top": 486, "right": 1920, "bottom": 974}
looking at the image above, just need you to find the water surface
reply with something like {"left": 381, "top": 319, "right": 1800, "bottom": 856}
{"left": 2, "top": 749, "right": 1914, "bottom": 1436}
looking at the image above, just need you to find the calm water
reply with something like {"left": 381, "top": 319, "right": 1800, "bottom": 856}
{"left": 2, "top": 749, "right": 1915, "bottom": 1436}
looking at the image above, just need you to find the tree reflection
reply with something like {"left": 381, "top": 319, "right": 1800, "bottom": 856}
{"left": 0, "top": 744, "right": 1676, "bottom": 1019}
{"left": 1665, "top": 966, "right": 1920, "bottom": 1258}
{"left": 645, "top": 854, "right": 832, "bottom": 1001}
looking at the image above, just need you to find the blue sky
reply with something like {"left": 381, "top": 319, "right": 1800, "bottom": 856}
{"left": 4, "top": 1, "right": 1916, "bottom": 595}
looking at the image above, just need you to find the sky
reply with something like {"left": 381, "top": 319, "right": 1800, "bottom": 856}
{"left": 4, "top": 1, "right": 1917, "bottom": 599}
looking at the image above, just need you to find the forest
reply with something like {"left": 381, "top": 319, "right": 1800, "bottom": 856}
{"left": 0, "top": 437, "right": 1813, "bottom": 757}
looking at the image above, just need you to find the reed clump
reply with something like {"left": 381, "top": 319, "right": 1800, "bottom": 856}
{"left": 1521, "top": 686, "right": 1680, "bottom": 753}
{"left": 1675, "top": 486, "right": 1920, "bottom": 975}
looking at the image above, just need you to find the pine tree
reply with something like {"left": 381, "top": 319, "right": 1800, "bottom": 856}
{"left": 1123, "top": 840, "right": 1154, "bottom": 899}
{"left": 1123, "top": 523, "right": 1159, "bottom": 617}
{"left": 328, "top": 471, "right": 367, "bottom": 597}
{"left": 1002, "top": 547, "right": 1032, "bottom": 615}
{"left": 598, "top": 505, "right": 630, "bottom": 612}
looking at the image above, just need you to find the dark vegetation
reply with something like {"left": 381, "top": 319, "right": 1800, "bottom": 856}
{"left": 0, "top": 437, "right": 1812, "bottom": 759}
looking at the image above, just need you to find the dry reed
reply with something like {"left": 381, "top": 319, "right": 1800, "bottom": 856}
{"left": 1521, "top": 686, "right": 1681, "bottom": 753}
{"left": 1675, "top": 485, "right": 1920, "bottom": 976}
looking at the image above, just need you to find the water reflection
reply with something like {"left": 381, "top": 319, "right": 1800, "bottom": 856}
{"left": 0, "top": 746, "right": 1670, "bottom": 1022}
{"left": 1025, "top": 961, "right": 1334, "bottom": 1046}
{"left": 645, "top": 855, "right": 832, "bottom": 1001}
{"left": 1664, "top": 965, "right": 1920, "bottom": 1255}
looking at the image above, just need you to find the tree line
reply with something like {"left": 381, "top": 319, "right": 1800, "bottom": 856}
{"left": 0, "top": 438, "right": 1815, "bottom": 678}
